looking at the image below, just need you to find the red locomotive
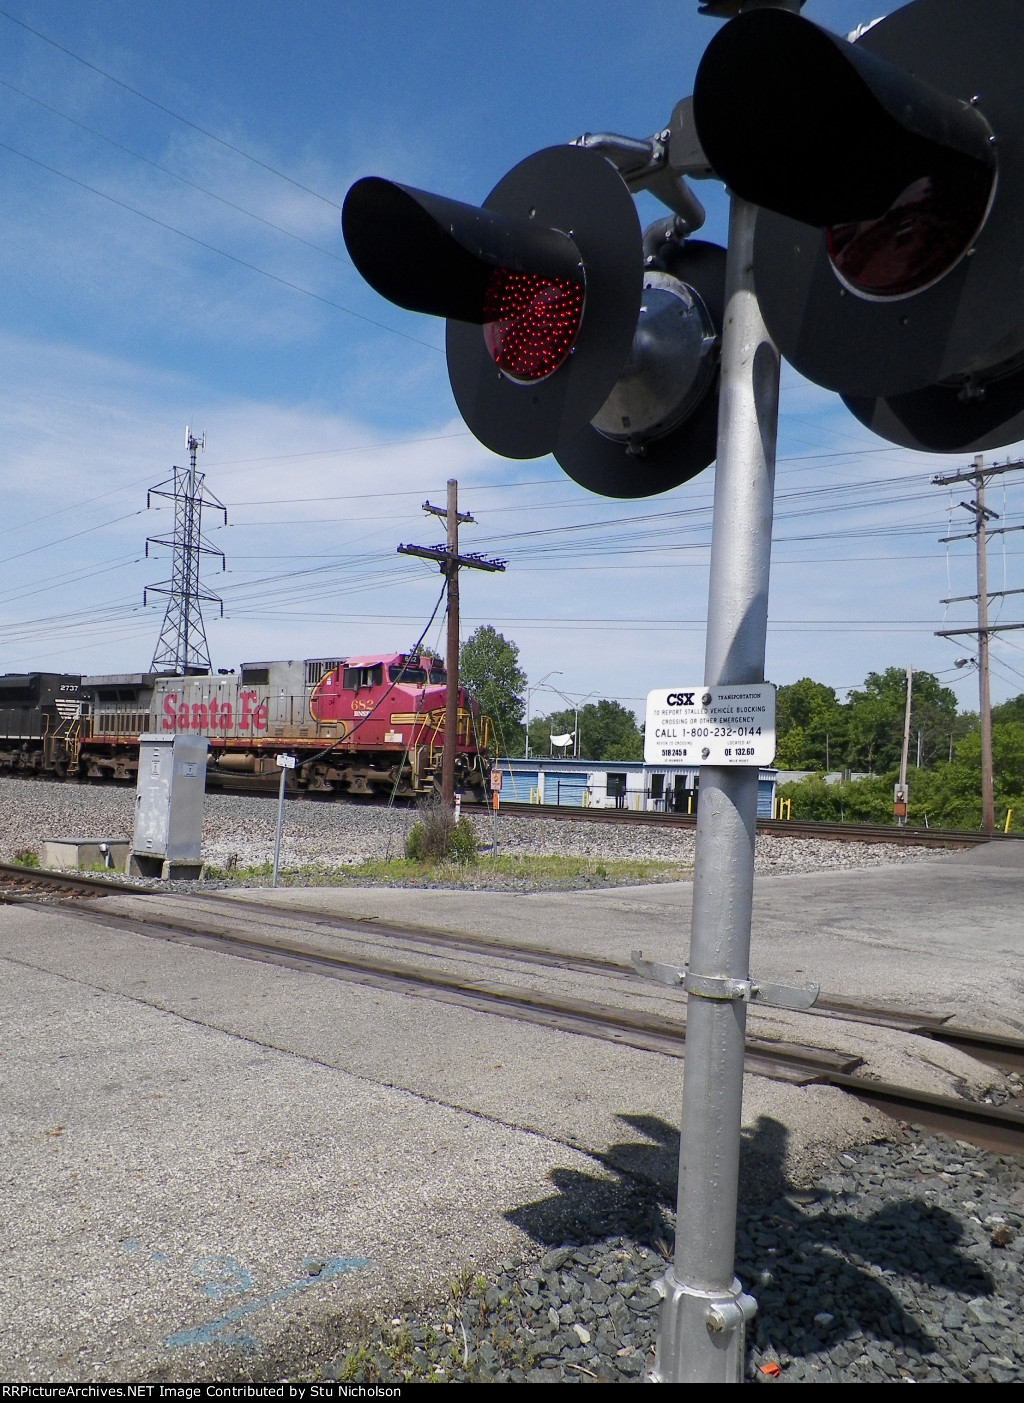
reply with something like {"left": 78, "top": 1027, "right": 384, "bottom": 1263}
{"left": 1, "top": 653, "right": 493, "bottom": 800}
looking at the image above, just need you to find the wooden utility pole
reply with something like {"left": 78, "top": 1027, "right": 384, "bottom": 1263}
{"left": 897, "top": 665, "right": 912, "bottom": 827}
{"left": 398, "top": 479, "right": 506, "bottom": 806}
{"left": 935, "top": 455, "right": 1024, "bottom": 834}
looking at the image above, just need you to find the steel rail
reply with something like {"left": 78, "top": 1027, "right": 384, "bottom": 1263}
{"left": 188, "top": 894, "right": 1024, "bottom": 1068}
{"left": 43, "top": 898, "right": 859, "bottom": 1084}
{"left": 827, "top": 1073, "right": 1024, "bottom": 1159}
{"left": 0, "top": 771, "right": 1013, "bottom": 846}
{"left": 182, "top": 896, "right": 1024, "bottom": 1076}
{"left": 469, "top": 802, "right": 1011, "bottom": 848}
{"left": 87, "top": 907, "right": 1024, "bottom": 1156}
{"left": 10, "top": 874, "right": 1024, "bottom": 1155}
{"left": 0, "top": 861, "right": 155, "bottom": 899}
{"left": 7, "top": 865, "right": 1024, "bottom": 1077}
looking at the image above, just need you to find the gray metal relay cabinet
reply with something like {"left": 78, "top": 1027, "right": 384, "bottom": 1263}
{"left": 129, "top": 733, "right": 209, "bottom": 879}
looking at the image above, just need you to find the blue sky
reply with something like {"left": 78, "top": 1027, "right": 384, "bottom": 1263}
{"left": 2, "top": 0, "right": 1023, "bottom": 722}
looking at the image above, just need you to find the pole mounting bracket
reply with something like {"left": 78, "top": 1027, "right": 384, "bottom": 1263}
{"left": 631, "top": 952, "right": 819, "bottom": 1009}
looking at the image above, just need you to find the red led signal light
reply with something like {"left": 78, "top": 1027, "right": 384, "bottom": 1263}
{"left": 826, "top": 165, "right": 995, "bottom": 300}
{"left": 482, "top": 269, "right": 585, "bottom": 382}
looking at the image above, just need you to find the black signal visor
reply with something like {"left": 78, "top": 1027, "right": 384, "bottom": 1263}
{"left": 693, "top": 8, "right": 996, "bottom": 229}
{"left": 342, "top": 177, "right": 583, "bottom": 324}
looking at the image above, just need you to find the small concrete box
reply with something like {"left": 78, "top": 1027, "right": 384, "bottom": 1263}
{"left": 130, "top": 733, "right": 209, "bottom": 879}
{"left": 42, "top": 839, "right": 130, "bottom": 871}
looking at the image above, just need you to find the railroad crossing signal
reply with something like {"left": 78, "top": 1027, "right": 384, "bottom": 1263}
{"left": 341, "top": 0, "right": 1024, "bottom": 1386}
{"left": 343, "top": 145, "right": 725, "bottom": 498}
{"left": 693, "top": 0, "right": 1024, "bottom": 453}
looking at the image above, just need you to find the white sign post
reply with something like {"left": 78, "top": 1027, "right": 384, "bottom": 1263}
{"left": 272, "top": 753, "right": 297, "bottom": 888}
{"left": 644, "top": 684, "right": 777, "bottom": 768}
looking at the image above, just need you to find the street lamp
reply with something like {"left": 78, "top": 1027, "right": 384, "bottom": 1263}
{"left": 524, "top": 670, "right": 561, "bottom": 760}
{"left": 546, "top": 685, "right": 598, "bottom": 757}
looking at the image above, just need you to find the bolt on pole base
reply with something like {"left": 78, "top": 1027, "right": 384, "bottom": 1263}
{"left": 650, "top": 1269, "right": 757, "bottom": 1383}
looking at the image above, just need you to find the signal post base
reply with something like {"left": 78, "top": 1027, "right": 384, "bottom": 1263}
{"left": 651, "top": 1269, "right": 757, "bottom": 1384}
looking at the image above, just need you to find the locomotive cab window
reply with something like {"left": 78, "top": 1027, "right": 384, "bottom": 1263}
{"left": 343, "top": 665, "right": 383, "bottom": 690}
{"left": 388, "top": 664, "right": 427, "bottom": 684}
{"left": 429, "top": 666, "right": 447, "bottom": 684}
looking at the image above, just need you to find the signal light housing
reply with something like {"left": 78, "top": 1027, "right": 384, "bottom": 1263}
{"left": 345, "top": 146, "right": 643, "bottom": 460}
{"left": 344, "top": 146, "right": 727, "bottom": 493}
{"left": 556, "top": 237, "right": 725, "bottom": 498}
{"left": 692, "top": 0, "right": 1024, "bottom": 450}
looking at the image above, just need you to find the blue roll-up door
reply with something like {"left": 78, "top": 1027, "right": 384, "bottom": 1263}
{"left": 757, "top": 777, "right": 774, "bottom": 819}
{"left": 501, "top": 768, "right": 537, "bottom": 803}
{"left": 549, "top": 772, "right": 589, "bottom": 806}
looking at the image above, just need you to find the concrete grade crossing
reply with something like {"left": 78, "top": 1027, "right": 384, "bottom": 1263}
{"left": 1, "top": 843, "right": 1022, "bottom": 1382}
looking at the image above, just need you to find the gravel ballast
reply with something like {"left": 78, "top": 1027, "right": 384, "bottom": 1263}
{"left": 0, "top": 777, "right": 942, "bottom": 887}
{"left": 319, "top": 1127, "right": 1024, "bottom": 1385}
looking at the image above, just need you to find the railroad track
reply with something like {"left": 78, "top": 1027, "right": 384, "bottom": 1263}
{"left": 0, "top": 861, "right": 151, "bottom": 901}
{"left": 6, "top": 863, "right": 1022, "bottom": 1157}
{"left": 469, "top": 802, "right": 1014, "bottom": 849}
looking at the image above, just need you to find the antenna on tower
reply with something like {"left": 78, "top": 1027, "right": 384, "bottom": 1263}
{"left": 144, "top": 427, "right": 227, "bottom": 675}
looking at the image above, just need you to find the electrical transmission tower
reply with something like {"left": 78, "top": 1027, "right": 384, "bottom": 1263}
{"left": 145, "top": 427, "right": 227, "bottom": 675}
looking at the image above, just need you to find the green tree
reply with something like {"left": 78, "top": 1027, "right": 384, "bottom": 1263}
{"left": 776, "top": 721, "right": 1024, "bottom": 831}
{"left": 578, "top": 699, "right": 644, "bottom": 761}
{"left": 775, "top": 678, "right": 846, "bottom": 770}
{"left": 925, "top": 720, "right": 1024, "bottom": 828}
{"left": 459, "top": 626, "right": 526, "bottom": 756}
{"left": 844, "top": 668, "right": 959, "bottom": 773}
{"left": 527, "top": 711, "right": 557, "bottom": 758}
{"left": 527, "top": 699, "right": 644, "bottom": 761}
{"left": 992, "top": 693, "right": 1024, "bottom": 727}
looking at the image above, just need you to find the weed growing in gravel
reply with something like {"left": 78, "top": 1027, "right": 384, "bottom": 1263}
{"left": 405, "top": 801, "right": 478, "bottom": 864}
{"left": 12, "top": 848, "right": 40, "bottom": 867}
{"left": 202, "top": 852, "right": 689, "bottom": 890}
{"left": 325, "top": 1263, "right": 532, "bottom": 1385}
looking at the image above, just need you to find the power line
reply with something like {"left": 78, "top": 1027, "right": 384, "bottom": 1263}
{"left": 0, "top": 74, "right": 349, "bottom": 263}
{"left": 0, "top": 433, "right": 480, "bottom": 542}
{"left": 0, "top": 137, "right": 442, "bottom": 351}
{"left": 0, "top": 509, "right": 144, "bottom": 564}
{"left": 0, "top": 6, "right": 345, "bottom": 209}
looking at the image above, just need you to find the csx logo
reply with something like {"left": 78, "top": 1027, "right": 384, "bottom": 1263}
{"left": 665, "top": 692, "right": 696, "bottom": 707}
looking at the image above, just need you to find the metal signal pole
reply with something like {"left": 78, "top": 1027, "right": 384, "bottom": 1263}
{"left": 935, "top": 454, "right": 1024, "bottom": 834}
{"left": 398, "top": 480, "right": 506, "bottom": 806}
{"left": 653, "top": 194, "right": 781, "bottom": 1384}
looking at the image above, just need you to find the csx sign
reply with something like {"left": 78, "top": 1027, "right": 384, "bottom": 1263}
{"left": 645, "top": 683, "right": 777, "bottom": 768}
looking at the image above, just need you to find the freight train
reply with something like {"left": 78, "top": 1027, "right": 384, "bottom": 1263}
{"left": 0, "top": 653, "right": 492, "bottom": 799}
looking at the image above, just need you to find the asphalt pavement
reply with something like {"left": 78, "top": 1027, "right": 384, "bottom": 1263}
{"left": 1, "top": 842, "right": 1021, "bottom": 1382}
